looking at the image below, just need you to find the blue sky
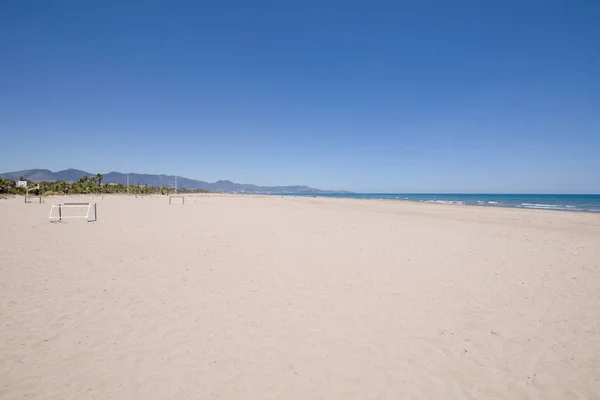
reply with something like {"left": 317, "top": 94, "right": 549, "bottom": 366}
{"left": 1, "top": 0, "right": 599, "bottom": 193}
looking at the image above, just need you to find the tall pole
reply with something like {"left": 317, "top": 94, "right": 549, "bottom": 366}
{"left": 127, "top": 174, "right": 129, "bottom": 194}
{"left": 175, "top": 176, "right": 177, "bottom": 192}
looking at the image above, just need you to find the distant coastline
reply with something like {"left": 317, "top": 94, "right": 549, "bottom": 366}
{"left": 0, "top": 168, "right": 350, "bottom": 195}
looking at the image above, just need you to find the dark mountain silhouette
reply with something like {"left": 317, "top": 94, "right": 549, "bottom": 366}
{"left": 0, "top": 168, "right": 348, "bottom": 194}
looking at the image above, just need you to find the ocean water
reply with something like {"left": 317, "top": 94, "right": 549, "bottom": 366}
{"left": 287, "top": 193, "right": 600, "bottom": 213}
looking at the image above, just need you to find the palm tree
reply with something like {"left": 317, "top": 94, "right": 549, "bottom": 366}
{"left": 73, "top": 176, "right": 89, "bottom": 193}
{"left": 0, "top": 179, "right": 15, "bottom": 194}
{"left": 55, "top": 181, "right": 69, "bottom": 194}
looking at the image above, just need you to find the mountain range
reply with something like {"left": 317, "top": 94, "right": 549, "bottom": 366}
{"left": 0, "top": 168, "right": 348, "bottom": 194}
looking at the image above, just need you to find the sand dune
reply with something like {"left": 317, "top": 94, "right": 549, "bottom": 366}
{"left": 1, "top": 194, "right": 599, "bottom": 399}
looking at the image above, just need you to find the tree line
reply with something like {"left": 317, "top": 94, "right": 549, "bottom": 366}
{"left": 0, "top": 174, "right": 209, "bottom": 195}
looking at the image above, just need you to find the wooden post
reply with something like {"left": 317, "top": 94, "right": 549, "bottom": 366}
{"left": 58, "top": 204, "right": 62, "bottom": 221}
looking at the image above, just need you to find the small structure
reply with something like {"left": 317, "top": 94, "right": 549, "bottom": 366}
{"left": 90, "top": 195, "right": 103, "bottom": 201}
{"left": 169, "top": 195, "right": 185, "bottom": 205}
{"left": 49, "top": 202, "right": 97, "bottom": 222}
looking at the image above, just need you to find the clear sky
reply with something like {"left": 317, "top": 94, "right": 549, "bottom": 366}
{"left": 1, "top": 0, "right": 599, "bottom": 193}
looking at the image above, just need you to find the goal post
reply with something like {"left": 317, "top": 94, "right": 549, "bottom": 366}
{"left": 169, "top": 195, "right": 185, "bottom": 205}
{"left": 49, "top": 202, "right": 97, "bottom": 222}
{"left": 25, "top": 195, "right": 43, "bottom": 204}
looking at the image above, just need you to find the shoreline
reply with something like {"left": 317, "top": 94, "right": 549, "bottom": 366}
{"left": 4, "top": 191, "right": 600, "bottom": 216}
{"left": 4, "top": 191, "right": 600, "bottom": 217}
{"left": 279, "top": 193, "right": 600, "bottom": 215}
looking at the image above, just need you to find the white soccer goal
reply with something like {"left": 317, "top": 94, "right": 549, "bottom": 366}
{"left": 25, "top": 195, "right": 43, "bottom": 204}
{"left": 185, "top": 193, "right": 210, "bottom": 200}
{"left": 49, "top": 202, "right": 97, "bottom": 222}
{"left": 169, "top": 195, "right": 185, "bottom": 205}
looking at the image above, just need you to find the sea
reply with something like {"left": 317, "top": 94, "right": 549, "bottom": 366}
{"left": 287, "top": 193, "right": 600, "bottom": 213}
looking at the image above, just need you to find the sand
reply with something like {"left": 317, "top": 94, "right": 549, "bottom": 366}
{"left": 1, "top": 194, "right": 599, "bottom": 399}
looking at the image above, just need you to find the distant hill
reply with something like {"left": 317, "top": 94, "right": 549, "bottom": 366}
{"left": 0, "top": 168, "right": 92, "bottom": 183}
{"left": 0, "top": 168, "right": 349, "bottom": 194}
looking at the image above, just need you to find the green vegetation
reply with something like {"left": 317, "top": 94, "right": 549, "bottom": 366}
{"left": 0, "top": 176, "right": 210, "bottom": 196}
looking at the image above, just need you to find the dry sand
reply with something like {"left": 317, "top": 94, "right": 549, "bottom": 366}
{"left": 1, "top": 194, "right": 599, "bottom": 399}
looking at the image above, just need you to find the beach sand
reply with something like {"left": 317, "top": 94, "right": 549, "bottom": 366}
{"left": 1, "top": 194, "right": 599, "bottom": 399}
